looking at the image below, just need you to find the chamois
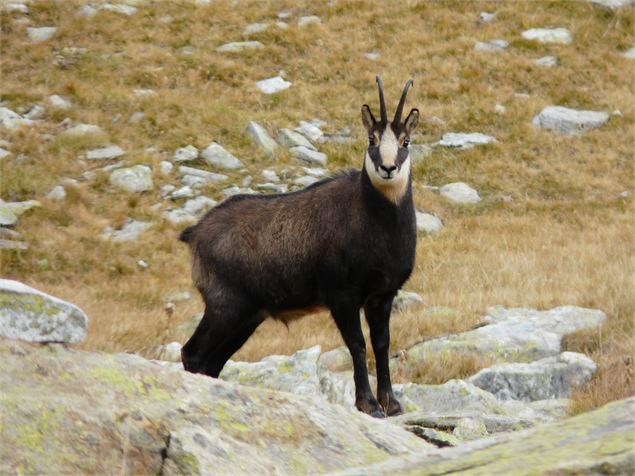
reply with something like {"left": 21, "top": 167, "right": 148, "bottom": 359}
{"left": 179, "top": 77, "right": 419, "bottom": 417}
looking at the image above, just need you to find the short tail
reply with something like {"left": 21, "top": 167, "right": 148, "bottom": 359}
{"left": 179, "top": 225, "right": 195, "bottom": 243}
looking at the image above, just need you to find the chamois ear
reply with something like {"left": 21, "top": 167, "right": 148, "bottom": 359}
{"left": 361, "top": 105, "right": 376, "bottom": 132}
{"left": 404, "top": 108, "right": 420, "bottom": 135}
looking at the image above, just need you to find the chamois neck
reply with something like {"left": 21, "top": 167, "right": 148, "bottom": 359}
{"left": 361, "top": 165, "right": 413, "bottom": 211}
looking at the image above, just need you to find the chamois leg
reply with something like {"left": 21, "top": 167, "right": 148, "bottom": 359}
{"left": 330, "top": 300, "right": 384, "bottom": 418}
{"left": 364, "top": 294, "right": 403, "bottom": 416}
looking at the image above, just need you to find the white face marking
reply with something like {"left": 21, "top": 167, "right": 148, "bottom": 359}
{"left": 378, "top": 127, "right": 398, "bottom": 167}
{"left": 365, "top": 150, "right": 411, "bottom": 204}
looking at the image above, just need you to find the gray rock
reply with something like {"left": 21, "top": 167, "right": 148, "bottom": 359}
{"left": 128, "top": 111, "right": 145, "bottom": 124}
{"left": 242, "top": 22, "right": 268, "bottom": 35}
{"left": 294, "top": 175, "right": 319, "bottom": 187}
{"left": 468, "top": 352, "right": 597, "bottom": 401}
{"left": 156, "top": 341, "right": 183, "bottom": 362}
{"left": 302, "top": 166, "right": 327, "bottom": 177}
{"left": 495, "top": 104, "right": 507, "bottom": 114}
{"left": 624, "top": 46, "right": 635, "bottom": 60}
{"left": 132, "top": 88, "right": 156, "bottom": 97}
{"left": 278, "top": 128, "right": 316, "bottom": 150}
{"left": 201, "top": 142, "right": 243, "bottom": 170}
{"left": 103, "top": 219, "right": 152, "bottom": 242}
{"left": 0, "top": 148, "right": 11, "bottom": 160}
{"left": 82, "top": 145, "right": 125, "bottom": 161}
{"left": 453, "top": 418, "right": 489, "bottom": 440}
{"left": 4, "top": 3, "right": 29, "bottom": 13}
{"left": 0, "top": 204, "right": 18, "bottom": 226}
{"left": 440, "top": 182, "right": 481, "bottom": 204}
{"left": 217, "top": 41, "right": 264, "bottom": 52}
{"left": 45, "top": 185, "right": 66, "bottom": 201}
{"left": 392, "top": 290, "right": 424, "bottom": 313}
{"left": 532, "top": 106, "right": 609, "bottom": 135}
{"left": 364, "top": 51, "right": 381, "bottom": 61}
{"left": 257, "top": 182, "right": 287, "bottom": 193}
{"left": 479, "top": 11, "right": 496, "bottom": 22}
{"left": 290, "top": 146, "right": 327, "bottom": 166}
{"left": 256, "top": 76, "right": 292, "bottom": 94}
{"left": 27, "top": 26, "right": 57, "bottom": 42}
{"left": 2, "top": 200, "right": 41, "bottom": 217}
{"left": 178, "top": 165, "right": 228, "bottom": 184}
{"left": 298, "top": 15, "right": 321, "bottom": 27}
{"left": 98, "top": 3, "right": 137, "bottom": 16}
{"left": 535, "top": 55, "right": 558, "bottom": 67}
{"left": 318, "top": 346, "right": 353, "bottom": 373}
{"left": 24, "top": 105, "right": 45, "bottom": 120}
{"left": 48, "top": 95, "right": 72, "bottom": 109}
{"left": 163, "top": 209, "right": 195, "bottom": 225}
{"left": 522, "top": 28, "right": 572, "bottom": 44}
{"left": 61, "top": 123, "right": 104, "bottom": 137}
{"left": 437, "top": 132, "right": 496, "bottom": 149}
{"left": 169, "top": 186, "right": 194, "bottom": 200}
{"left": 182, "top": 196, "right": 217, "bottom": 216}
{"left": 0, "top": 239, "right": 28, "bottom": 251}
{"left": 0, "top": 279, "right": 88, "bottom": 343}
{"left": 590, "top": 0, "right": 635, "bottom": 8}
{"left": 261, "top": 169, "right": 280, "bottom": 182}
{"left": 0, "top": 339, "right": 428, "bottom": 475}
{"left": 159, "top": 160, "right": 173, "bottom": 175}
{"left": 0, "top": 228, "right": 21, "bottom": 240}
{"left": 474, "top": 39, "right": 508, "bottom": 52}
{"left": 221, "top": 186, "right": 256, "bottom": 197}
{"left": 416, "top": 211, "right": 443, "bottom": 234}
{"left": 295, "top": 120, "right": 324, "bottom": 142}
{"left": 0, "top": 107, "right": 34, "bottom": 129}
{"left": 319, "top": 370, "right": 360, "bottom": 409}
{"left": 172, "top": 145, "right": 199, "bottom": 163}
{"left": 276, "top": 21, "right": 288, "bottom": 29}
{"left": 246, "top": 121, "right": 278, "bottom": 157}
{"left": 181, "top": 175, "right": 207, "bottom": 188}
{"left": 409, "top": 144, "right": 432, "bottom": 162}
{"left": 109, "top": 165, "right": 154, "bottom": 193}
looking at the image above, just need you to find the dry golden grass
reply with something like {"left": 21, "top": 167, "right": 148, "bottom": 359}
{"left": 1, "top": 1, "right": 633, "bottom": 414}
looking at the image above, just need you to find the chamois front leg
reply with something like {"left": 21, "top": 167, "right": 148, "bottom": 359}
{"left": 364, "top": 294, "right": 403, "bottom": 416}
{"left": 330, "top": 299, "right": 385, "bottom": 418}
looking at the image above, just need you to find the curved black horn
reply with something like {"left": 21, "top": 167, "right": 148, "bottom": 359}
{"left": 376, "top": 76, "right": 387, "bottom": 124}
{"left": 392, "top": 79, "right": 413, "bottom": 125}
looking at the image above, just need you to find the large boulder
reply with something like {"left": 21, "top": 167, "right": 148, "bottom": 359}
{"left": 532, "top": 106, "right": 609, "bottom": 135}
{"left": 109, "top": 165, "right": 154, "bottom": 193}
{"left": 0, "top": 339, "right": 430, "bottom": 475}
{"left": 0, "top": 279, "right": 88, "bottom": 343}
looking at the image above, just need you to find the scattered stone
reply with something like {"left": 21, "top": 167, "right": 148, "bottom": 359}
{"left": 364, "top": 51, "right": 381, "bottom": 61}
{"left": 169, "top": 186, "right": 194, "bottom": 200}
{"left": 97, "top": 3, "right": 137, "bottom": 16}
{"left": 102, "top": 219, "right": 152, "bottom": 242}
{"left": 201, "top": 142, "right": 243, "bottom": 170}
{"left": 180, "top": 175, "right": 207, "bottom": 188}
{"left": 392, "top": 290, "right": 424, "bottom": 313}
{"left": 275, "top": 21, "right": 288, "bottom": 29}
{"left": 409, "top": 144, "right": 432, "bottom": 162}
{"left": 77, "top": 4, "right": 97, "bottom": 17}
{"left": 0, "top": 107, "right": 34, "bottom": 129}
{"left": 27, "top": 26, "right": 57, "bottom": 42}
{"left": 3, "top": 200, "right": 41, "bottom": 217}
{"left": 0, "top": 279, "right": 89, "bottom": 344}
{"left": 4, "top": 3, "right": 29, "bottom": 13}
{"left": 257, "top": 182, "right": 287, "bottom": 193}
{"left": 302, "top": 167, "right": 327, "bottom": 177}
{"left": 45, "top": 185, "right": 66, "bottom": 201}
{"left": 494, "top": 103, "right": 507, "bottom": 114}
{"left": 164, "top": 291, "right": 192, "bottom": 303}
{"left": 0, "top": 228, "right": 21, "bottom": 240}
{"left": 109, "top": 165, "right": 154, "bottom": 193}
{"left": 416, "top": 211, "right": 443, "bottom": 234}
{"left": 468, "top": 352, "right": 597, "bottom": 401}
{"left": 137, "top": 259, "right": 149, "bottom": 269}
{"left": 290, "top": 146, "right": 327, "bottom": 166}
{"left": 474, "top": 39, "right": 509, "bottom": 52}
{"left": 246, "top": 121, "right": 278, "bottom": 157}
{"left": 278, "top": 11, "right": 292, "bottom": 19}
{"left": 48, "top": 95, "right": 72, "bottom": 109}
{"left": 298, "top": 15, "right": 321, "bottom": 27}
{"left": 437, "top": 132, "right": 497, "bottom": 149}
{"left": 133, "top": 88, "right": 156, "bottom": 97}
{"left": 278, "top": 128, "right": 316, "bottom": 150}
{"left": 261, "top": 169, "right": 280, "bottom": 182}
{"left": 221, "top": 186, "right": 257, "bottom": 197}
{"left": 243, "top": 22, "right": 268, "bottom": 35}
{"left": 318, "top": 346, "right": 353, "bottom": 373}
{"left": 82, "top": 145, "right": 125, "bottom": 161}
{"left": 0, "top": 148, "right": 11, "bottom": 160}
{"left": 24, "top": 105, "right": 45, "bottom": 120}
{"left": 182, "top": 196, "right": 217, "bottom": 216}
{"left": 163, "top": 209, "right": 195, "bottom": 225}
{"left": 479, "top": 11, "right": 496, "bottom": 22}
{"left": 172, "top": 145, "right": 199, "bottom": 163}
{"left": 623, "top": 46, "right": 635, "bottom": 60}
{"left": 0, "top": 239, "right": 28, "bottom": 251}
{"left": 294, "top": 175, "right": 319, "bottom": 187}
{"left": 535, "top": 55, "right": 558, "bottom": 67}
{"left": 128, "top": 111, "right": 145, "bottom": 124}
{"left": 522, "top": 28, "right": 572, "bottom": 44}
{"left": 61, "top": 123, "right": 104, "bottom": 137}
{"left": 590, "top": 0, "right": 635, "bottom": 8}
{"left": 440, "top": 182, "right": 481, "bottom": 204}
{"left": 256, "top": 76, "right": 292, "bottom": 94}
{"left": 159, "top": 160, "right": 173, "bottom": 175}
{"left": 532, "top": 106, "right": 609, "bottom": 135}
{"left": 157, "top": 341, "right": 183, "bottom": 362}
{"left": 242, "top": 176, "right": 253, "bottom": 187}
{"left": 217, "top": 41, "right": 264, "bottom": 52}
{"left": 295, "top": 120, "right": 324, "bottom": 142}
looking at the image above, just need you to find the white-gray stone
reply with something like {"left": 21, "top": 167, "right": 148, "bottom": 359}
{"left": 532, "top": 106, "right": 609, "bottom": 135}
{"left": 242, "top": 22, "right": 268, "bottom": 36}
{"left": 535, "top": 55, "right": 558, "bottom": 67}
{"left": 24, "top": 105, "right": 45, "bottom": 120}
{"left": 109, "top": 165, "right": 154, "bottom": 193}
{"left": 294, "top": 175, "right": 319, "bottom": 187}
{"left": 318, "top": 346, "right": 353, "bottom": 373}
{"left": 522, "top": 28, "right": 572, "bottom": 44}
{"left": 77, "top": 4, "right": 97, "bottom": 17}
{"left": 278, "top": 128, "right": 316, "bottom": 150}
{"left": 364, "top": 51, "right": 381, "bottom": 61}
{"left": 132, "top": 88, "right": 156, "bottom": 97}
{"left": 217, "top": 41, "right": 264, "bottom": 52}
{"left": 61, "top": 123, "right": 104, "bottom": 137}
{"left": 180, "top": 175, "right": 207, "bottom": 189}
{"left": 290, "top": 146, "right": 327, "bottom": 166}
{"left": 201, "top": 142, "right": 243, "bottom": 170}
{"left": 246, "top": 121, "right": 278, "bottom": 157}
{"left": 474, "top": 39, "right": 509, "bottom": 52}
{"left": 182, "top": 196, "right": 217, "bottom": 216}
{"left": 45, "top": 185, "right": 66, "bottom": 201}
{"left": 438, "top": 132, "right": 496, "bottom": 149}
{"left": 256, "top": 76, "right": 292, "bottom": 94}
{"left": 159, "top": 161, "right": 173, "bottom": 175}
{"left": 98, "top": 3, "right": 137, "bottom": 16}
{"left": 257, "top": 182, "right": 287, "bottom": 193}
{"left": 298, "top": 16, "right": 321, "bottom": 27}
{"left": 157, "top": 341, "right": 183, "bottom": 362}
{"left": 623, "top": 47, "right": 635, "bottom": 60}
{"left": 4, "top": 3, "right": 29, "bottom": 13}
{"left": 102, "top": 219, "right": 152, "bottom": 242}
{"left": 495, "top": 104, "right": 507, "bottom": 114}
{"left": 261, "top": 169, "right": 280, "bottom": 182}
{"left": 392, "top": 290, "right": 424, "bottom": 313}
{"left": 295, "top": 120, "right": 324, "bottom": 142}
{"left": 468, "top": 352, "right": 597, "bottom": 401}
{"left": 302, "top": 167, "right": 327, "bottom": 177}
{"left": 163, "top": 209, "right": 195, "bottom": 225}
{"left": 416, "top": 211, "right": 443, "bottom": 234}
{"left": 479, "top": 12, "right": 496, "bottom": 22}
{"left": 128, "top": 112, "right": 145, "bottom": 124}
{"left": 275, "top": 21, "right": 288, "bottom": 29}
{"left": 27, "top": 26, "right": 57, "bottom": 42}
{"left": 590, "top": 0, "right": 635, "bottom": 8}
{"left": 48, "top": 95, "right": 72, "bottom": 110}
{"left": 0, "top": 239, "right": 28, "bottom": 251}
{"left": 0, "top": 148, "right": 11, "bottom": 160}
{"left": 0, "top": 279, "right": 89, "bottom": 344}
{"left": 82, "top": 145, "right": 125, "bottom": 161}
{"left": 0, "top": 107, "right": 34, "bottom": 129}
{"left": 172, "top": 145, "right": 199, "bottom": 163}
{"left": 440, "top": 182, "right": 481, "bottom": 204}
{"left": 169, "top": 186, "right": 194, "bottom": 200}
{"left": 221, "top": 186, "right": 256, "bottom": 197}
{"left": 2, "top": 200, "right": 41, "bottom": 217}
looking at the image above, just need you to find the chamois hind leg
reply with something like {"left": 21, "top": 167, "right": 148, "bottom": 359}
{"left": 330, "top": 297, "right": 384, "bottom": 418}
{"left": 364, "top": 293, "right": 403, "bottom": 416}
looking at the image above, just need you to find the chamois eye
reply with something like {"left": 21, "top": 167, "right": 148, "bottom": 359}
{"left": 403, "top": 137, "right": 410, "bottom": 147}
{"left": 368, "top": 135, "right": 376, "bottom": 146}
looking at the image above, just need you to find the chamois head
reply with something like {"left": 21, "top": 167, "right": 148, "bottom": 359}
{"left": 362, "top": 76, "right": 419, "bottom": 203}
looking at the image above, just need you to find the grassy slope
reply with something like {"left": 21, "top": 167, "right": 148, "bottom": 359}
{"left": 1, "top": 0, "right": 633, "bottom": 414}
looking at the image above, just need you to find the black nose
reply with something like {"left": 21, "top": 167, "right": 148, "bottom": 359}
{"left": 380, "top": 164, "right": 397, "bottom": 174}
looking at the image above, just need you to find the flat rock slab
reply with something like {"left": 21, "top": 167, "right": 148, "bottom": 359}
{"left": 533, "top": 106, "right": 609, "bottom": 134}
{"left": 182, "top": 196, "right": 217, "bottom": 216}
{"left": 172, "top": 145, "right": 199, "bottom": 162}
{"left": 257, "top": 76, "right": 292, "bottom": 94}
{"left": 290, "top": 146, "right": 327, "bottom": 166}
{"left": 590, "top": 0, "right": 635, "bottom": 8}
{"left": 0, "top": 203, "right": 18, "bottom": 226}
{"left": 438, "top": 132, "right": 496, "bottom": 149}
{"left": 440, "top": 182, "right": 481, "bottom": 204}
{"left": 217, "top": 41, "right": 264, "bottom": 52}
{"left": 416, "top": 211, "right": 443, "bottom": 234}
{"left": 82, "top": 145, "right": 125, "bottom": 160}
{"left": 178, "top": 165, "right": 228, "bottom": 184}
{"left": 201, "top": 142, "right": 243, "bottom": 170}
{"left": 246, "top": 121, "right": 278, "bottom": 157}
{"left": 474, "top": 39, "right": 509, "bottom": 52}
{"left": 27, "top": 26, "right": 57, "bottom": 42}
{"left": 0, "top": 279, "right": 88, "bottom": 343}
{"left": 2, "top": 200, "right": 41, "bottom": 217}
{"left": 109, "top": 165, "right": 154, "bottom": 192}
{"left": 468, "top": 351, "right": 596, "bottom": 401}
{"left": 535, "top": 55, "right": 558, "bottom": 67}
{"left": 0, "top": 239, "right": 28, "bottom": 250}
{"left": 0, "top": 339, "right": 429, "bottom": 475}
{"left": 278, "top": 128, "right": 316, "bottom": 150}
{"left": 522, "top": 28, "right": 572, "bottom": 44}
{"left": 295, "top": 121, "right": 324, "bottom": 142}
{"left": 102, "top": 219, "right": 152, "bottom": 242}
{"left": 61, "top": 123, "right": 104, "bottom": 137}
{"left": 0, "top": 107, "right": 34, "bottom": 129}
